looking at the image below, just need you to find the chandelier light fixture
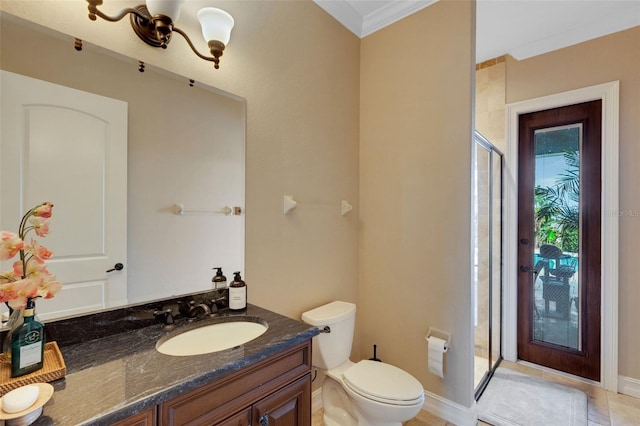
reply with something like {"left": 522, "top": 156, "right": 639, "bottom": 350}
{"left": 86, "top": 0, "right": 234, "bottom": 69}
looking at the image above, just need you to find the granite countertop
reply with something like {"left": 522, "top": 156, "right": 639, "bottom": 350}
{"left": 25, "top": 300, "right": 318, "bottom": 425}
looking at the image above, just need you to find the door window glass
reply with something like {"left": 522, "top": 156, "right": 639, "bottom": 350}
{"left": 532, "top": 124, "right": 581, "bottom": 350}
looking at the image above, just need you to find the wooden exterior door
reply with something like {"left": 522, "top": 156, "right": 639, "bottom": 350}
{"left": 517, "top": 100, "right": 601, "bottom": 381}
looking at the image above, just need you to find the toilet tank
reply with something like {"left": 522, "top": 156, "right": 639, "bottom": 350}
{"left": 301, "top": 301, "right": 355, "bottom": 370}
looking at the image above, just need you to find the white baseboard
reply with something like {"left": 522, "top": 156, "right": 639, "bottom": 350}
{"left": 312, "top": 387, "right": 323, "bottom": 413}
{"left": 422, "top": 390, "right": 477, "bottom": 426}
{"left": 618, "top": 375, "right": 640, "bottom": 398}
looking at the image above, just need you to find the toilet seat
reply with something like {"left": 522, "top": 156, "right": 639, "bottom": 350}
{"left": 342, "top": 360, "right": 423, "bottom": 406}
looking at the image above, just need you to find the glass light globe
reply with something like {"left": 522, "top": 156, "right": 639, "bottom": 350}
{"left": 198, "top": 7, "right": 234, "bottom": 45}
{"left": 146, "top": 0, "right": 185, "bottom": 21}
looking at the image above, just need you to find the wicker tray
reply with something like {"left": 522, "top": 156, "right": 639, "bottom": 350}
{"left": 0, "top": 341, "right": 66, "bottom": 396}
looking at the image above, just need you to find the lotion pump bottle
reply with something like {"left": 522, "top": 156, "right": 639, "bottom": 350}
{"left": 212, "top": 267, "right": 227, "bottom": 290}
{"left": 229, "top": 271, "right": 247, "bottom": 312}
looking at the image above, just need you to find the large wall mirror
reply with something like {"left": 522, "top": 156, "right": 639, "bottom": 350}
{"left": 0, "top": 12, "right": 246, "bottom": 320}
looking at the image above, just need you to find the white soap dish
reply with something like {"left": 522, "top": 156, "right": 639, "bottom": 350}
{"left": 0, "top": 383, "right": 54, "bottom": 425}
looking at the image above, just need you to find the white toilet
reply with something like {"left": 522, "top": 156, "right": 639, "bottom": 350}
{"left": 302, "top": 301, "right": 424, "bottom": 426}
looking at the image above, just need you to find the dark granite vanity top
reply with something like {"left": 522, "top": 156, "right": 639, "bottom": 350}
{"left": 23, "top": 296, "right": 318, "bottom": 425}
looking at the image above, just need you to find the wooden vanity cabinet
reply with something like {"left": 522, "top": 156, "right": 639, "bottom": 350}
{"left": 215, "top": 408, "right": 252, "bottom": 426}
{"left": 158, "top": 340, "right": 312, "bottom": 426}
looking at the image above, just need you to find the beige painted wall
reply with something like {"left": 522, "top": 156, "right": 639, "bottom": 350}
{"left": 505, "top": 26, "right": 640, "bottom": 382}
{"left": 0, "top": 1, "right": 361, "bottom": 325}
{"left": 360, "top": 0, "right": 475, "bottom": 407}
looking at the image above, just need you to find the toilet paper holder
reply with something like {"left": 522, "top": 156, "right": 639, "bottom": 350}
{"left": 425, "top": 327, "right": 451, "bottom": 351}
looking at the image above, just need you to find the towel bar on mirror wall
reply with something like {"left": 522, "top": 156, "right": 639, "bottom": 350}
{"left": 283, "top": 195, "right": 352, "bottom": 216}
{"left": 174, "top": 203, "right": 241, "bottom": 216}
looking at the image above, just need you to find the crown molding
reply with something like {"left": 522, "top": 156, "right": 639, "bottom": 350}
{"left": 313, "top": 0, "right": 438, "bottom": 38}
{"left": 313, "top": 0, "right": 364, "bottom": 37}
{"left": 361, "top": 0, "right": 438, "bottom": 37}
{"left": 507, "top": 6, "right": 640, "bottom": 61}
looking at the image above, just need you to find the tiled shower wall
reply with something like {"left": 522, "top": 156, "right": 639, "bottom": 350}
{"left": 476, "top": 56, "right": 506, "bottom": 152}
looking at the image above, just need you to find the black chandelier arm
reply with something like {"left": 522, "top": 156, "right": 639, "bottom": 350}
{"left": 87, "top": 0, "right": 149, "bottom": 23}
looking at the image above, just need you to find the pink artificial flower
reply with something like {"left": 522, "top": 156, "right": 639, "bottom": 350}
{"left": 0, "top": 268, "right": 19, "bottom": 283}
{"left": 0, "top": 231, "right": 24, "bottom": 261}
{"left": 27, "top": 239, "right": 53, "bottom": 261}
{"left": 29, "top": 216, "right": 50, "bottom": 237}
{"left": 32, "top": 202, "right": 54, "bottom": 218}
{"left": 36, "top": 274, "right": 62, "bottom": 299}
{"left": 7, "top": 296, "right": 30, "bottom": 310}
{"left": 13, "top": 258, "right": 49, "bottom": 280}
{"left": 27, "top": 260, "right": 48, "bottom": 278}
{"left": 0, "top": 278, "right": 38, "bottom": 308}
{"left": 12, "top": 260, "right": 24, "bottom": 277}
{"left": 0, "top": 202, "right": 61, "bottom": 307}
{"left": 16, "top": 278, "right": 39, "bottom": 297}
{"left": 0, "top": 282, "right": 19, "bottom": 303}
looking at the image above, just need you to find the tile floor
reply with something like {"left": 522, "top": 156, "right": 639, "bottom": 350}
{"left": 312, "top": 360, "right": 640, "bottom": 425}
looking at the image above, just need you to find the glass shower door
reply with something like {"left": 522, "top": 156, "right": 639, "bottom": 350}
{"left": 473, "top": 132, "right": 503, "bottom": 399}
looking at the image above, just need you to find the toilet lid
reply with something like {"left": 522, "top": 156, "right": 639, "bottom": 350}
{"left": 342, "top": 360, "right": 423, "bottom": 405}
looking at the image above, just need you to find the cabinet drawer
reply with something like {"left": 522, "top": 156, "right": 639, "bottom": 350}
{"left": 159, "top": 341, "right": 311, "bottom": 426}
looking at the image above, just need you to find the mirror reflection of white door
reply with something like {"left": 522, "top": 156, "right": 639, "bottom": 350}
{"left": 0, "top": 70, "right": 127, "bottom": 320}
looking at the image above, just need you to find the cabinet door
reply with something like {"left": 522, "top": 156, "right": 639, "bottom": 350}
{"left": 112, "top": 408, "right": 156, "bottom": 426}
{"left": 216, "top": 408, "right": 251, "bottom": 426}
{"left": 253, "top": 374, "right": 310, "bottom": 426}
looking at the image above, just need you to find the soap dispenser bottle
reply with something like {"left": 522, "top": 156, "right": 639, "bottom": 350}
{"left": 11, "top": 298, "right": 44, "bottom": 377}
{"left": 229, "top": 271, "right": 247, "bottom": 312}
{"left": 212, "top": 267, "right": 227, "bottom": 290}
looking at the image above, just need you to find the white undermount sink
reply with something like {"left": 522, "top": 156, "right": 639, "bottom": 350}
{"left": 156, "top": 317, "right": 268, "bottom": 356}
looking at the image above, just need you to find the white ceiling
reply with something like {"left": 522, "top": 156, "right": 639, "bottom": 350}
{"left": 313, "top": 0, "right": 640, "bottom": 63}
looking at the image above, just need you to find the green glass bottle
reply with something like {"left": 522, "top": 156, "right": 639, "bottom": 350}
{"left": 11, "top": 299, "right": 45, "bottom": 377}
